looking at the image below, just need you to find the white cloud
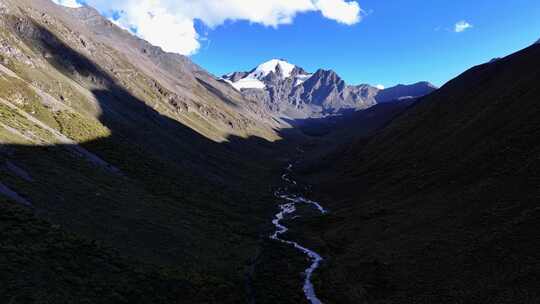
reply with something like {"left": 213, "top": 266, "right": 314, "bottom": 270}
{"left": 52, "top": 0, "right": 82, "bottom": 8}
{"left": 375, "top": 84, "right": 385, "bottom": 90}
{"left": 179, "top": 0, "right": 317, "bottom": 28}
{"left": 112, "top": 1, "right": 201, "bottom": 56}
{"left": 455, "top": 20, "right": 473, "bottom": 33}
{"left": 313, "top": 0, "right": 362, "bottom": 25}
{"left": 53, "top": 0, "right": 363, "bottom": 55}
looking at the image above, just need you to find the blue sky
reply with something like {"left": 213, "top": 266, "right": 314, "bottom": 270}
{"left": 192, "top": 0, "right": 540, "bottom": 87}
{"left": 54, "top": 0, "right": 540, "bottom": 87}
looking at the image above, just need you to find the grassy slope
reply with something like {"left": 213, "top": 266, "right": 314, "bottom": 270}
{"left": 299, "top": 45, "right": 540, "bottom": 303}
{"left": 0, "top": 3, "right": 292, "bottom": 302}
{"left": 0, "top": 198, "right": 200, "bottom": 304}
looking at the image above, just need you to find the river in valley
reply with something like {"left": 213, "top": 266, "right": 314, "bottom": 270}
{"left": 270, "top": 163, "right": 327, "bottom": 304}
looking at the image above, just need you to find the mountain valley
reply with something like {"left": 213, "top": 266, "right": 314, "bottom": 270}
{"left": 0, "top": 1, "right": 539, "bottom": 303}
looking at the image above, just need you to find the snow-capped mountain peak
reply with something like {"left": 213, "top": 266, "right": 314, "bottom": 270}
{"left": 222, "top": 59, "right": 309, "bottom": 91}
{"left": 250, "top": 59, "right": 296, "bottom": 79}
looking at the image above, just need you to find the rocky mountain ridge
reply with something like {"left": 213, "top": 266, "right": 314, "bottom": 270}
{"left": 223, "top": 59, "right": 437, "bottom": 118}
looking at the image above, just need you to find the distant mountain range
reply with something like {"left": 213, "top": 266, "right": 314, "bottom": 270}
{"left": 222, "top": 59, "right": 437, "bottom": 118}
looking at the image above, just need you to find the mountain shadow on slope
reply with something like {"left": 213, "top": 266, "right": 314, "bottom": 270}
{"left": 296, "top": 43, "right": 540, "bottom": 303}
{"left": 0, "top": 20, "right": 298, "bottom": 303}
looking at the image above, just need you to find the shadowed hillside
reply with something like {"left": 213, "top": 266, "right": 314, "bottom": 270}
{"left": 297, "top": 43, "right": 540, "bottom": 303}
